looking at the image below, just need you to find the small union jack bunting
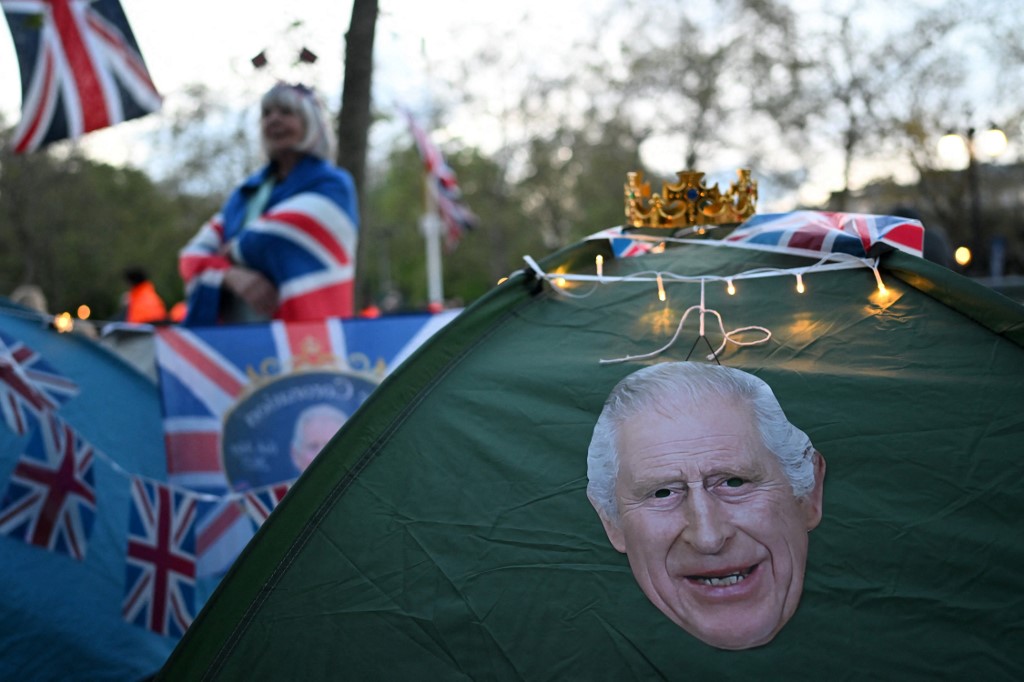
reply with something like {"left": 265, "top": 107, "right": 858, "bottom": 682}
{"left": 240, "top": 482, "right": 293, "bottom": 528}
{"left": 0, "top": 331, "right": 79, "bottom": 436}
{"left": 122, "top": 477, "right": 197, "bottom": 637}
{"left": 0, "top": 414, "right": 96, "bottom": 560}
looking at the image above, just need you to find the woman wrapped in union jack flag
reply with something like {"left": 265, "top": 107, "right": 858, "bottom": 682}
{"left": 178, "top": 83, "right": 359, "bottom": 325}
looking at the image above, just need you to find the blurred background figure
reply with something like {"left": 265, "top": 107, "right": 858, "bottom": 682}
{"left": 9, "top": 284, "right": 49, "bottom": 314}
{"left": 121, "top": 266, "right": 168, "bottom": 324}
{"left": 178, "top": 82, "right": 359, "bottom": 326}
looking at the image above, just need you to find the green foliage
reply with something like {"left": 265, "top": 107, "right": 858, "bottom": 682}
{"left": 361, "top": 143, "right": 538, "bottom": 310}
{"left": 0, "top": 133, "right": 216, "bottom": 320}
{"left": 359, "top": 115, "right": 646, "bottom": 311}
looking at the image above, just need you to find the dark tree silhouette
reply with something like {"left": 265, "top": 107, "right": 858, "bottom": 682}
{"left": 336, "top": 0, "right": 377, "bottom": 206}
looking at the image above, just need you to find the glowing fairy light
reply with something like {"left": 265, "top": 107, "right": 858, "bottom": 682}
{"left": 656, "top": 273, "right": 666, "bottom": 302}
{"left": 595, "top": 254, "right": 604, "bottom": 278}
{"left": 954, "top": 246, "right": 971, "bottom": 267}
{"left": 554, "top": 277, "right": 568, "bottom": 288}
{"left": 871, "top": 266, "right": 887, "bottom": 295}
{"left": 77, "top": 304, "right": 91, "bottom": 319}
{"left": 795, "top": 273, "right": 806, "bottom": 294}
{"left": 726, "top": 279, "right": 736, "bottom": 296}
{"left": 53, "top": 312, "right": 74, "bottom": 333}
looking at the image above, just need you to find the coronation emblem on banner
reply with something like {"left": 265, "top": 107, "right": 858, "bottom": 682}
{"left": 221, "top": 345, "right": 380, "bottom": 493}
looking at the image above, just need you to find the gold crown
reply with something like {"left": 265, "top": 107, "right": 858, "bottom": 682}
{"left": 240, "top": 334, "right": 387, "bottom": 390}
{"left": 624, "top": 169, "right": 757, "bottom": 229}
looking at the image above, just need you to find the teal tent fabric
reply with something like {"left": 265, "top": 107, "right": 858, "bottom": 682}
{"left": 0, "top": 305, "right": 178, "bottom": 680}
{"left": 161, "top": 237, "right": 1024, "bottom": 679}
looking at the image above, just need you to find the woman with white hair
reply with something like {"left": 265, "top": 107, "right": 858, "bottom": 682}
{"left": 179, "top": 82, "right": 359, "bottom": 325}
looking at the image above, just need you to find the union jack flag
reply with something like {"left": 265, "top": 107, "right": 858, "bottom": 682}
{"left": 0, "top": 414, "right": 96, "bottom": 560}
{"left": 0, "top": 331, "right": 79, "bottom": 435}
{"left": 240, "top": 482, "right": 292, "bottom": 528}
{"left": 403, "top": 109, "right": 478, "bottom": 251}
{"left": 2, "top": 0, "right": 162, "bottom": 153}
{"left": 179, "top": 187, "right": 358, "bottom": 325}
{"left": 586, "top": 226, "right": 656, "bottom": 259}
{"left": 153, "top": 313, "right": 459, "bottom": 576}
{"left": 725, "top": 211, "right": 925, "bottom": 259}
{"left": 122, "top": 477, "right": 197, "bottom": 637}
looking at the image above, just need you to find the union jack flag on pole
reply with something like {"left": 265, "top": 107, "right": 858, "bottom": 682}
{"left": 2, "top": 0, "right": 162, "bottom": 153}
{"left": 0, "top": 414, "right": 96, "bottom": 560}
{"left": 725, "top": 211, "right": 925, "bottom": 259}
{"left": 403, "top": 109, "right": 477, "bottom": 251}
{"left": 0, "top": 330, "right": 78, "bottom": 435}
{"left": 122, "top": 476, "right": 197, "bottom": 637}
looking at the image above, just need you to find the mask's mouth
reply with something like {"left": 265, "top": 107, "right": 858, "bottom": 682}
{"left": 687, "top": 564, "right": 757, "bottom": 587}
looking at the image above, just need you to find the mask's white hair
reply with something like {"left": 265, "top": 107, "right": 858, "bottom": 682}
{"left": 261, "top": 82, "right": 336, "bottom": 162}
{"left": 586, "top": 362, "right": 816, "bottom": 521}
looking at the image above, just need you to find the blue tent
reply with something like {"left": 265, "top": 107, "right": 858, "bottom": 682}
{"left": 0, "top": 303, "right": 177, "bottom": 680}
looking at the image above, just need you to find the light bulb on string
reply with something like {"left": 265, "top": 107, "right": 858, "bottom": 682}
{"left": 795, "top": 273, "right": 806, "bottom": 294}
{"left": 656, "top": 273, "right": 666, "bottom": 302}
{"left": 871, "top": 266, "right": 887, "bottom": 295}
{"left": 726, "top": 279, "right": 736, "bottom": 296}
{"left": 595, "top": 254, "right": 603, "bottom": 279}
{"left": 53, "top": 312, "right": 74, "bottom": 333}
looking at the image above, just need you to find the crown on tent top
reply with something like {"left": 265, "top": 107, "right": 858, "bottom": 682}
{"left": 624, "top": 169, "right": 758, "bottom": 229}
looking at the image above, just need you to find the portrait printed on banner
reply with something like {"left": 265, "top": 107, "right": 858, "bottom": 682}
{"left": 586, "top": 362, "right": 826, "bottom": 650}
{"left": 221, "top": 370, "right": 378, "bottom": 491}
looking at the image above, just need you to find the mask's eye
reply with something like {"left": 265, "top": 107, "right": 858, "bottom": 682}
{"left": 713, "top": 476, "right": 751, "bottom": 498}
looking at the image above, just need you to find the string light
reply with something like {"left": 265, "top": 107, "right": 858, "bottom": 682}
{"left": 595, "top": 254, "right": 604, "bottom": 279}
{"left": 521, "top": 252, "right": 887, "bottom": 308}
{"left": 525, "top": 251, "right": 878, "bottom": 290}
{"left": 601, "top": 276, "right": 772, "bottom": 364}
{"left": 871, "top": 265, "right": 887, "bottom": 295}
{"left": 53, "top": 312, "right": 74, "bottom": 333}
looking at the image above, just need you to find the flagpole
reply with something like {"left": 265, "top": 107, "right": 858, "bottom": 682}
{"left": 420, "top": 176, "right": 445, "bottom": 310}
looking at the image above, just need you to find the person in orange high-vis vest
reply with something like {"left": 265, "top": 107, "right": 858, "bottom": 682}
{"left": 123, "top": 267, "right": 168, "bottom": 323}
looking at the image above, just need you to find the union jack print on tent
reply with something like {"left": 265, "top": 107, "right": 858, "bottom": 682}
{"left": 240, "top": 482, "right": 292, "bottom": 528}
{"left": 403, "top": 110, "right": 477, "bottom": 250}
{"left": 122, "top": 477, "right": 197, "bottom": 637}
{"left": 725, "top": 211, "right": 925, "bottom": 259}
{"left": 0, "top": 331, "right": 78, "bottom": 436}
{"left": 0, "top": 414, "right": 96, "bottom": 559}
{"left": 2, "top": 0, "right": 162, "bottom": 153}
{"left": 153, "top": 313, "right": 459, "bottom": 577}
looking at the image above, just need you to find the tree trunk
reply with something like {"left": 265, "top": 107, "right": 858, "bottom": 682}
{"left": 337, "top": 0, "right": 378, "bottom": 308}
{"left": 337, "top": 0, "right": 377, "bottom": 194}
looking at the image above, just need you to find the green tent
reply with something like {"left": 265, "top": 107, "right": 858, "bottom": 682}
{"left": 160, "top": 229, "right": 1024, "bottom": 679}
